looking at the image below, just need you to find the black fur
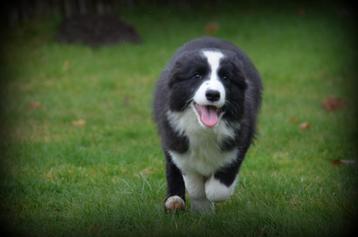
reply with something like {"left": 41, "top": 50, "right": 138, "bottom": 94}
{"left": 164, "top": 151, "right": 186, "bottom": 201}
{"left": 153, "top": 37, "right": 262, "bottom": 203}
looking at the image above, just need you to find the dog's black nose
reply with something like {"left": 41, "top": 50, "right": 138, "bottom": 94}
{"left": 205, "top": 90, "right": 220, "bottom": 102}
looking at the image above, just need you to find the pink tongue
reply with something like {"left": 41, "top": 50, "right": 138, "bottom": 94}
{"left": 196, "top": 105, "right": 219, "bottom": 128}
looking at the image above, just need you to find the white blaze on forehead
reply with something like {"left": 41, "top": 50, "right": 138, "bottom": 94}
{"left": 192, "top": 50, "right": 226, "bottom": 109}
{"left": 202, "top": 50, "right": 224, "bottom": 78}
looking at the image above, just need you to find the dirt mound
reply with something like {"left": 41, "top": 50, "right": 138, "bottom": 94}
{"left": 56, "top": 14, "right": 141, "bottom": 47}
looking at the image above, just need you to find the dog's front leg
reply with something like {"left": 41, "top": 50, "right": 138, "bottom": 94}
{"left": 183, "top": 173, "right": 214, "bottom": 213}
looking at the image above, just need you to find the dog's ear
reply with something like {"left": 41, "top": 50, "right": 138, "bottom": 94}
{"left": 168, "top": 52, "right": 194, "bottom": 88}
{"left": 231, "top": 55, "right": 248, "bottom": 90}
{"left": 168, "top": 60, "right": 183, "bottom": 88}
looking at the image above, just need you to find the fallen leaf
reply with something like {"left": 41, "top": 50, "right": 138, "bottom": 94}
{"left": 289, "top": 116, "right": 299, "bottom": 124}
{"left": 29, "top": 101, "right": 42, "bottom": 110}
{"left": 204, "top": 22, "right": 220, "bottom": 35}
{"left": 72, "top": 118, "right": 86, "bottom": 127}
{"left": 321, "top": 96, "right": 345, "bottom": 112}
{"left": 331, "top": 159, "right": 356, "bottom": 166}
{"left": 299, "top": 122, "right": 310, "bottom": 130}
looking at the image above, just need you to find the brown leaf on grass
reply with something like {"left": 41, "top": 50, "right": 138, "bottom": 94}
{"left": 204, "top": 22, "right": 220, "bottom": 35}
{"left": 29, "top": 101, "right": 42, "bottom": 110}
{"left": 299, "top": 122, "right": 310, "bottom": 130}
{"left": 331, "top": 159, "right": 356, "bottom": 166}
{"left": 289, "top": 116, "right": 299, "bottom": 124}
{"left": 321, "top": 96, "right": 345, "bottom": 112}
{"left": 72, "top": 118, "right": 86, "bottom": 127}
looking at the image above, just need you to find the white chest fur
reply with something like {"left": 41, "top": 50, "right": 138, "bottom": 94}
{"left": 167, "top": 106, "right": 239, "bottom": 177}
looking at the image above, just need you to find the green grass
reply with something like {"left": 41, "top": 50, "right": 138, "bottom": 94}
{"left": 1, "top": 5, "right": 357, "bottom": 237}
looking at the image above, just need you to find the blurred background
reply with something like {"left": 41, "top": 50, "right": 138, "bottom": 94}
{"left": 0, "top": 1, "right": 357, "bottom": 237}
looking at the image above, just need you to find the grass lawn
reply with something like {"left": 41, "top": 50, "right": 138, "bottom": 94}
{"left": 1, "top": 4, "right": 357, "bottom": 237}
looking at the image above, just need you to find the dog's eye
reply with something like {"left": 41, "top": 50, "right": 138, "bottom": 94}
{"left": 222, "top": 74, "right": 230, "bottom": 81}
{"left": 192, "top": 73, "right": 202, "bottom": 80}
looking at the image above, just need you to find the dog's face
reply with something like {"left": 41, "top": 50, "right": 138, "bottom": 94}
{"left": 168, "top": 49, "right": 247, "bottom": 128}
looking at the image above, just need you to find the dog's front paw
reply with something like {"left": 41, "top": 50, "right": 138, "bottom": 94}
{"left": 190, "top": 198, "right": 214, "bottom": 213}
{"left": 164, "top": 195, "right": 185, "bottom": 212}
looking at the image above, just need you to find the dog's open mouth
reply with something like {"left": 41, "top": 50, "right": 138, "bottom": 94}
{"left": 193, "top": 103, "right": 224, "bottom": 128}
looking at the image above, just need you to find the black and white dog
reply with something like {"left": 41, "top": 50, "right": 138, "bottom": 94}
{"left": 153, "top": 37, "right": 262, "bottom": 212}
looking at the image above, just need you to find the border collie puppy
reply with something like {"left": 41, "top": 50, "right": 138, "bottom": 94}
{"left": 153, "top": 37, "right": 262, "bottom": 212}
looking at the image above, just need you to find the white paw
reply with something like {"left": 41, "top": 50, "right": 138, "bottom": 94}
{"left": 164, "top": 195, "right": 185, "bottom": 211}
{"left": 190, "top": 198, "right": 214, "bottom": 213}
{"left": 205, "top": 176, "right": 237, "bottom": 202}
